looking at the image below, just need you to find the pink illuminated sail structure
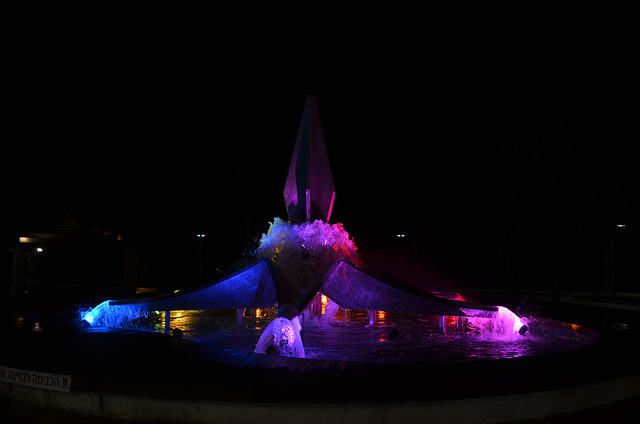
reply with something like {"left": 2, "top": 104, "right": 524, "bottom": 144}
{"left": 284, "top": 95, "right": 335, "bottom": 224}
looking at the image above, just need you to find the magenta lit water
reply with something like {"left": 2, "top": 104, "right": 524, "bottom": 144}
{"left": 118, "top": 308, "right": 597, "bottom": 364}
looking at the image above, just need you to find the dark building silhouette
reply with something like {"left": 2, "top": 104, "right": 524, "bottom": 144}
{"left": 8, "top": 211, "right": 137, "bottom": 298}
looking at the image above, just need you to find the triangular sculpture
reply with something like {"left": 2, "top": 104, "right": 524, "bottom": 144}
{"left": 284, "top": 95, "right": 335, "bottom": 224}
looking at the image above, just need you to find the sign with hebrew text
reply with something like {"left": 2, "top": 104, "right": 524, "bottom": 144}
{"left": 0, "top": 366, "right": 71, "bottom": 392}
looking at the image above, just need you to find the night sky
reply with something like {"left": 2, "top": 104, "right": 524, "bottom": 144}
{"left": 4, "top": 6, "right": 638, "bottom": 288}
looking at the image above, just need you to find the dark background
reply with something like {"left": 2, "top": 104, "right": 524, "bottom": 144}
{"left": 3, "top": 4, "right": 638, "bottom": 293}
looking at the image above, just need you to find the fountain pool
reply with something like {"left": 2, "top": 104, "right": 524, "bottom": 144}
{"left": 95, "top": 306, "right": 598, "bottom": 364}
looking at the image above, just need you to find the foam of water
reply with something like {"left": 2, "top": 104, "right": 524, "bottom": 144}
{"left": 462, "top": 306, "right": 528, "bottom": 341}
{"left": 254, "top": 316, "right": 305, "bottom": 358}
{"left": 255, "top": 218, "right": 358, "bottom": 264}
{"left": 80, "top": 301, "right": 150, "bottom": 328}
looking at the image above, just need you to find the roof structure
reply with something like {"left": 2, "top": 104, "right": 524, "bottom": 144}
{"left": 17, "top": 210, "right": 122, "bottom": 245}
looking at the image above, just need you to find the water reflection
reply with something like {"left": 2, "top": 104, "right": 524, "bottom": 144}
{"left": 124, "top": 309, "right": 597, "bottom": 364}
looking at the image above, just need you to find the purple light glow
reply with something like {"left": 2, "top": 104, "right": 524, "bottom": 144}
{"left": 462, "top": 306, "right": 528, "bottom": 340}
{"left": 255, "top": 218, "right": 359, "bottom": 319}
{"left": 255, "top": 218, "right": 358, "bottom": 265}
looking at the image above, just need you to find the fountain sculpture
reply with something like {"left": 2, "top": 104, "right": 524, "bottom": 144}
{"left": 82, "top": 95, "right": 528, "bottom": 358}
{"left": 9, "top": 94, "right": 634, "bottom": 424}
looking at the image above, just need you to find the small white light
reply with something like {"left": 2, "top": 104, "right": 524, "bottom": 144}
{"left": 36, "top": 247, "right": 43, "bottom": 253}
{"left": 397, "top": 234, "right": 405, "bottom": 238}
{"left": 617, "top": 224, "right": 626, "bottom": 228}
{"left": 197, "top": 234, "right": 206, "bottom": 238}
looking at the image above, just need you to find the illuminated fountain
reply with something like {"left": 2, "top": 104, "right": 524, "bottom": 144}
{"left": 6, "top": 95, "right": 635, "bottom": 424}
{"left": 3, "top": 93, "right": 637, "bottom": 424}
{"left": 82, "top": 95, "right": 573, "bottom": 361}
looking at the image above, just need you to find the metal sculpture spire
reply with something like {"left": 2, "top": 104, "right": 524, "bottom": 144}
{"left": 284, "top": 95, "right": 335, "bottom": 224}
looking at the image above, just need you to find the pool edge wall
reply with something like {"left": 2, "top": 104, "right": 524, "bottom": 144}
{"left": 2, "top": 374, "right": 639, "bottom": 424}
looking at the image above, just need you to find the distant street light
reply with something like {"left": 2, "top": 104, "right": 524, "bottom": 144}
{"left": 609, "top": 224, "right": 626, "bottom": 293}
{"left": 197, "top": 234, "right": 206, "bottom": 283}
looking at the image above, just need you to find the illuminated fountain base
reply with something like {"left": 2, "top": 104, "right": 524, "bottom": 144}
{"left": 4, "top": 294, "right": 637, "bottom": 424}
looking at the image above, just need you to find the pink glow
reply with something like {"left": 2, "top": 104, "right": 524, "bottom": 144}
{"left": 496, "top": 306, "right": 526, "bottom": 333}
{"left": 326, "top": 192, "right": 336, "bottom": 222}
{"left": 462, "top": 306, "right": 528, "bottom": 340}
{"left": 454, "top": 292, "right": 466, "bottom": 302}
